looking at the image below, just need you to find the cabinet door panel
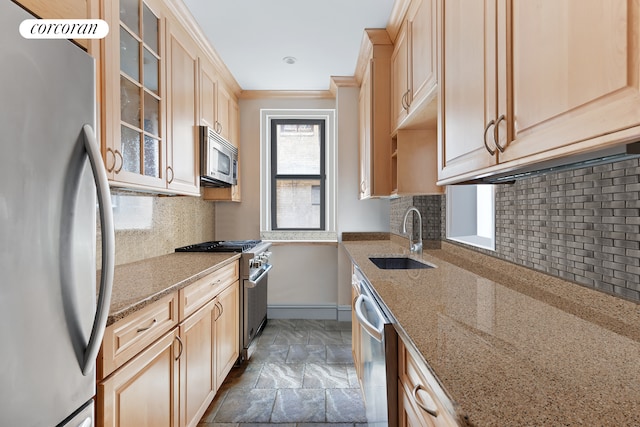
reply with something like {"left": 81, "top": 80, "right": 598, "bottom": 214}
{"left": 410, "top": 0, "right": 437, "bottom": 108}
{"left": 166, "top": 20, "right": 199, "bottom": 195}
{"left": 501, "top": 0, "right": 640, "bottom": 163}
{"left": 392, "top": 23, "right": 410, "bottom": 128}
{"left": 98, "top": 330, "right": 179, "bottom": 427}
{"left": 439, "top": 0, "right": 498, "bottom": 181}
{"left": 180, "top": 300, "right": 216, "bottom": 427}
{"left": 215, "top": 281, "right": 239, "bottom": 388}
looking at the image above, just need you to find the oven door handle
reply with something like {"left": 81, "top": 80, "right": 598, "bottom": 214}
{"left": 245, "top": 263, "right": 272, "bottom": 288}
{"left": 354, "top": 294, "right": 383, "bottom": 342}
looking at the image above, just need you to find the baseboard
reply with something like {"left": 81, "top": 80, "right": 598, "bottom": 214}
{"left": 267, "top": 304, "right": 352, "bottom": 321}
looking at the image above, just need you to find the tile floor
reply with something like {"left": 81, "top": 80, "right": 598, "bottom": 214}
{"left": 197, "top": 319, "right": 367, "bottom": 426}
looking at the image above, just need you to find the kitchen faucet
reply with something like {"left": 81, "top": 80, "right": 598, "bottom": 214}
{"left": 402, "top": 206, "right": 423, "bottom": 254}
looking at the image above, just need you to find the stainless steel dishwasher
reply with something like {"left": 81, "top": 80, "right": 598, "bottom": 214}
{"left": 353, "top": 266, "right": 398, "bottom": 427}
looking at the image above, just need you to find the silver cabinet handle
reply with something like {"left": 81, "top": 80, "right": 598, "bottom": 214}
{"left": 493, "top": 114, "right": 506, "bottom": 153}
{"left": 483, "top": 119, "right": 496, "bottom": 155}
{"left": 174, "top": 335, "right": 184, "bottom": 361}
{"left": 412, "top": 384, "right": 439, "bottom": 417}
{"left": 354, "top": 294, "right": 383, "bottom": 342}
{"left": 81, "top": 124, "right": 115, "bottom": 376}
{"left": 106, "top": 147, "right": 116, "bottom": 172}
{"left": 114, "top": 149, "right": 123, "bottom": 173}
{"left": 166, "top": 165, "right": 174, "bottom": 184}
{"left": 136, "top": 318, "right": 157, "bottom": 333}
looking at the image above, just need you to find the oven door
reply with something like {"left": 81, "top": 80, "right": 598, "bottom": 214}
{"left": 242, "top": 264, "right": 272, "bottom": 358}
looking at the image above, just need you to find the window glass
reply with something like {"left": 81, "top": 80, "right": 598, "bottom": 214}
{"left": 270, "top": 119, "right": 325, "bottom": 230}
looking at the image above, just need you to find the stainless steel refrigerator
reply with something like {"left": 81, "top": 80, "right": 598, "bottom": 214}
{"left": 0, "top": 1, "right": 115, "bottom": 426}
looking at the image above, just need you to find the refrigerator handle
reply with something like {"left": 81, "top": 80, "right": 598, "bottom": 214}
{"left": 81, "top": 124, "right": 115, "bottom": 376}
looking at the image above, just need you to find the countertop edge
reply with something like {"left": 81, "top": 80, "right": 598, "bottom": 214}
{"left": 105, "top": 253, "right": 242, "bottom": 326}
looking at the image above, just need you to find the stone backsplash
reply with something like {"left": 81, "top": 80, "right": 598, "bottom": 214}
{"left": 391, "top": 157, "right": 640, "bottom": 302}
{"left": 97, "top": 192, "right": 216, "bottom": 267}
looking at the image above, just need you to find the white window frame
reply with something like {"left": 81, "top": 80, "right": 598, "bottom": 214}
{"left": 446, "top": 184, "right": 496, "bottom": 251}
{"left": 260, "top": 109, "right": 337, "bottom": 241}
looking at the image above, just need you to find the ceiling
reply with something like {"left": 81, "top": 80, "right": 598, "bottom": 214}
{"left": 182, "top": 0, "right": 396, "bottom": 91}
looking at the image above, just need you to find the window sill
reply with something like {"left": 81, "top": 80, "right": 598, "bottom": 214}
{"left": 447, "top": 235, "right": 495, "bottom": 251}
{"left": 261, "top": 230, "right": 338, "bottom": 243}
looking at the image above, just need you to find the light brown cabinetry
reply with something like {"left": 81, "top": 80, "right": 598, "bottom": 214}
{"left": 102, "top": 0, "right": 170, "bottom": 191}
{"left": 398, "top": 338, "right": 458, "bottom": 427}
{"left": 97, "top": 261, "right": 240, "bottom": 427}
{"left": 391, "top": 0, "right": 437, "bottom": 131}
{"left": 214, "top": 281, "right": 240, "bottom": 387}
{"left": 438, "top": 0, "right": 640, "bottom": 184}
{"left": 98, "top": 292, "right": 179, "bottom": 379}
{"left": 392, "top": 130, "right": 442, "bottom": 195}
{"left": 358, "top": 29, "right": 393, "bottom": 199}
{"left": 198, "top": 57, "right": 238, "bottom": 146}
{"left": 200, "top": 58, "right": 242, "bottom": 202}
{"left": 165, "top": 17, "right": 200, "bottom": 196}
{"left": 99, "top": 329, "right": 181, "bottom": 427}
{"left": 179, "top": 299, "right": 216, "bottom": 427}
{"left": 101, "top": 0, "right": 241, "bottom": 197}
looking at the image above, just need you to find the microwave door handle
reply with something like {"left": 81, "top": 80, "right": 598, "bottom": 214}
{"left": 81, "top": 124, "right": 115, "bottom": 376}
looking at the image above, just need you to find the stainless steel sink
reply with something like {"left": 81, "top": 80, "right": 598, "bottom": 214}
{"left": 368, "top": 256, "right": 434, "bottom": 270}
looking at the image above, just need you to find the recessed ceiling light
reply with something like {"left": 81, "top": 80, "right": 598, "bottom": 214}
{"left": 282, "top": 56, "right": 297, "bottom": 65}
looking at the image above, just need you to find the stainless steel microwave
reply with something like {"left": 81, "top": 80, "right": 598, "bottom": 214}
{"left": 199, "top": 125, "right": 238, "bottom": 187}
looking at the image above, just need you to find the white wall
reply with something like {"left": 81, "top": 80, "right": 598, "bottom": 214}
{"left": 335, "top": 85, "right": 390, "bottom": 310}
{"left": 216, "top": 89, "right": 389, "bottom": 319}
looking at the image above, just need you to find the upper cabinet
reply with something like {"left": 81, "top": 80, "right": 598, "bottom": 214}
{"left": 357, "top": 29, "right": 393, "bottom": 199}
{"left": 102, "top": 0, "right": 170, "bottom": 191}
{"left": 200, "top": 56, "right": 241, "bottom": 202}
{"left": 438, "top": 0, "right": 640, "bottom": 184}
{"left": 165, "top": 15, "right": 200, "bottom": 196}
{"left": 391, "top": 0, "right": 438, "bottom": 132}
{"left": 100, "top": 0, "right": 242, "bottom": 196}
{"left": 199, "top": 58, "right": 239, "bottom": 147}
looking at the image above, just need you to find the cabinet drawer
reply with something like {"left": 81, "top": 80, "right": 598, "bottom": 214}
{"left": 180, "top": 261, "right": 239, "bottom": 320}
{"left": 99, "top": 292, "right": 178, "bottom": 380}
{"left": 399, "top": 339, "right": 458, "bottom": 426}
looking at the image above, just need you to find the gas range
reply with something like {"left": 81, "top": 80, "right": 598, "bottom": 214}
{"left": 175, "top": 240, "right": 263, "bottom": 253}
{"left": 176, "top": 239, "right": 272, "bottom": 363}
{"left": 175, "top": 239, "right": 271, "bottom": 279}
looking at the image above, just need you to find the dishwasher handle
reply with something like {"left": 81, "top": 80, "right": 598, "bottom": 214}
{"left": 354, "top": 294, "right": 383, "bottom": 342}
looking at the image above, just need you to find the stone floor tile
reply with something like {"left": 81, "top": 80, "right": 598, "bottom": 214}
{"left": 270, "top": 389, "right": 326, "bottom": 423}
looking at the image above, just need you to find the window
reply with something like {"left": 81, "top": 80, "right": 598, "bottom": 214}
{"left": 446, "top": 185, "right": 495, "bottom": 250}
{"left": 260, "top": 109, "right": 336, "bottom": 240}
{"left": 270, "top": 119, "right": 325, "bottom": 230}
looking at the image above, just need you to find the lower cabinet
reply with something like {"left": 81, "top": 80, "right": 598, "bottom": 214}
{"left": 214, "top": 281, "right": 240, "bottom": 387}
{"left": 179, "top": 300, "right": 216, "bottom": 427}
{"left": 98, "top": 329, "right": 180, "bottom": 427}
{"left": 398, "top": 338, "right": 459, "bottom": 427}
{"left": 97, "top": 261, "right": 240, "bottom": 427}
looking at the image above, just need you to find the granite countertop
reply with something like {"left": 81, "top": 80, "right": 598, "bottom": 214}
{"left": 104, "top": 252, "right": 241, "bottom": 326}
{"left": 342, "top": 239, "right": 640, "bottom": 426}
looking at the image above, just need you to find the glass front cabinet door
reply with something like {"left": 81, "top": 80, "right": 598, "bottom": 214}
{"left": 103, "top": 0, "right": 167, "bottom": 191}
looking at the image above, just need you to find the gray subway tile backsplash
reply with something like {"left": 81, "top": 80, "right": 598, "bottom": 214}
{"left": 390, "top": 158, "right": 640, "bottom": 302}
